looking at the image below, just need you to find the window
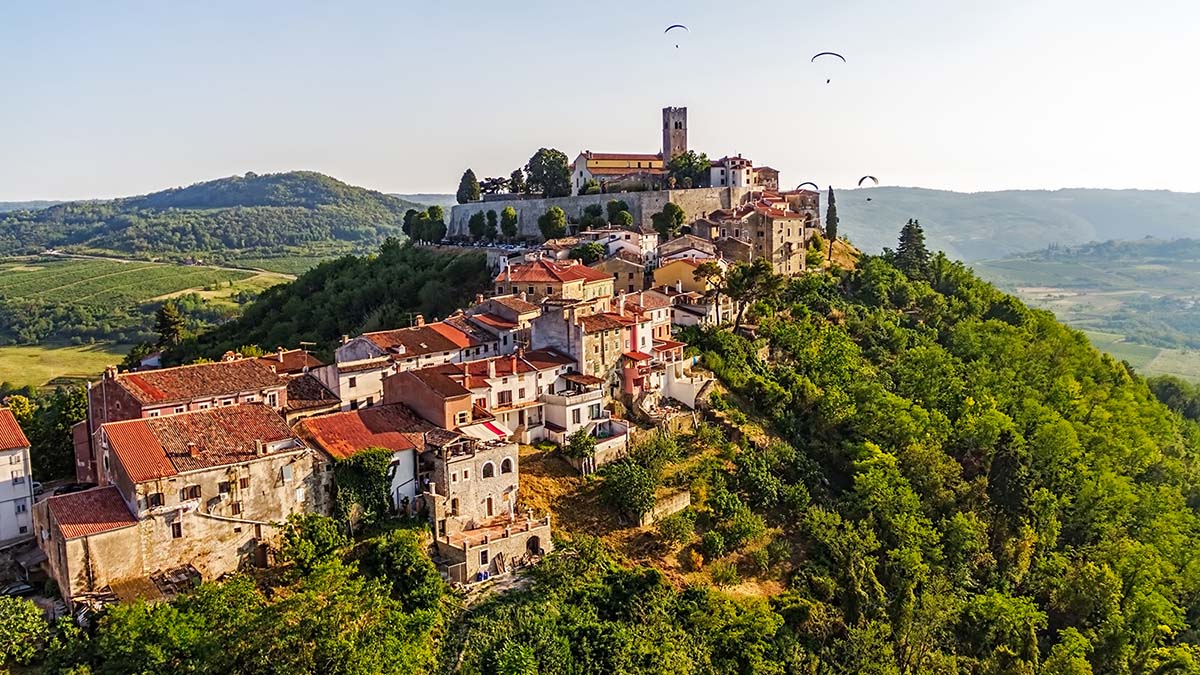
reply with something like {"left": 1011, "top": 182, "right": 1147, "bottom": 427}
{"left": 455, "top": 411, "right": 469, "bottom": 426}
{"left": 501, "top": 458, "right": 513, "bottom": 474}
{"left": 497, "top": 391, "right": 513, "bottom": 406}
{"left": 572, "top": 409, "right": 581, "bottom": 425}
{"left": 451, "top": 472, "right": 458, "bottom": 483}
{"left": 239, "top": 477, "right": 250, "bottom": 489}
{"left": 171, "top": 522, "right": 183, "bottom": 539}
{"left": 9, "top": 455, "right": 17, "bottom": 464}
{"left": 222, "top": 399, "right": 234, "bottom": 406}
{"left": 181, "top": 485, "right": 201, "bottom": 500}
{"left": 366, "top": 396, "right": 375, "bottom": 407}
{"left": 199, "top": 402, "right": 211, "bottom": 410}
{"left": 11, "top": 470, "right": 24, "bottom": 485}
{"left": 147, "top": 492, "right": 164, "bottom": 508}
{"left": 231, "top": 501, "right": 242, "bottom": 516}
{"left": 450, "top": 498, "right": 459, "bottom": 515}
{"left": 219, "top": 481, "right": 231, "bottom": 494}
{"left": 18, "top": 525, "right": 27, "bottom": 535}
{"left": 148, "top": 410, "right": 161, "bottom": 418}
{"left": 281, "top": 465, "right": 293, "bottom": 482}
{"left": 267, "top": 393, "right": 278, "bottom": 407}
{"left": 518, "top": 387, "right": 526, "bottom": 399}
{"left": 463, "top": 469, "right": 470, "bottom": 480}
{"left": 486, "top": 496, "right": 494, "bottom": 516}
{"left": 295, "top": 487, "right": 306, "bottom": 503}
{"left": 589, "top": 403, "right": 602, "bottom": 420}
{"left": 348, "top": 377, "right": 357, "bottom": 389}
{"left": 350, "top": 399, "right": 360, "bottom": 411}
{"left": 546, "top": 286, "right": 552, "bottom": 295}
{"left": 244, "top": 396, "right": 256, "bottom": 403}
{"left": 527, "top": 286, "right": 534, "bottom": 295}
{"left": 482, "top": 462, "right": 495, "bottom": 478}
{"left": 14, "top": 499, "right": 27, "bottom": 514}
{"left": 480, "top": 549, "right": 489, "bottom": 566}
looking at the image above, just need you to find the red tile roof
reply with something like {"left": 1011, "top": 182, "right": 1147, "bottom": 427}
{"left": 625, "top": 291, "right": 673, "bottom": 311}
{"left": 489, "top": 295, "right": 541, "bottom": 315}
{"left": 296, "top": 405, "right": 424, "bottom": 461}
{"left": 286, "top": 374, "right": 340, "bottom": 413}
{"left": 103, "top": 404, "right": 301, "bottom": 481}
{"left": 579, "top": 313, "right": 627, "bottom": 332}
{"left": 0, "top": 408, "right": 30, "bottom": 451}
{"left": 338, "top": 357, "right": 393, "bottom": 374}
{"left": 469, "top": 312, "right": 517, "bottom": 331}
{"left": 437, "top": 348, "right": 573, "bottom": 380}
{"left": 496, "top": 259, "right": 614, "bottom": 285}
{"left": 115, "top": 360, "right": 287, "bottom": 405}
{"left": 624, "top": 351, "right": 653, "bottom": 361}
{"left": 406, "top": 369, "right": 472, "bottom": 399}
{"left": 581, "top": 151, "right": 662, "bottom": 162}
{"left": 47, "top": 487, "right": 138, "bottom": 539}
{"left": 256, "top": 349, "right": 325, "bottom": 376}
{"left": 363, "top": 325, "right": 462, "bottom": 358}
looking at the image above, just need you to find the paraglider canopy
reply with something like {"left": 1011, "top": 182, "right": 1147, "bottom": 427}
{"left": 796, "top": 182, "right": 819, "bottom": 191}
{"left": 812, "top": 52, "right": 846, "bottom": 83}
{"left": 664, "top": 24, "right": 688, "bottom": 48}
{"left": 858, "top": 175, "right": 879, "bottom": 187}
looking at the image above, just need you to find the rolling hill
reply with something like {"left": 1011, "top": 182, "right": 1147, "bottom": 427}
{"left": 838, "top": 187, "right": 1200, "bottom": 261}
{"left": 0, "top": 171, "right": 424, "bottom": 260}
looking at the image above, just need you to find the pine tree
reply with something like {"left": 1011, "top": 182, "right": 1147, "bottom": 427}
{"left": 456, "top": 169, "right": 481, "bottom": 204}
{"left": 825, "top": 186, "right": 839, "bottom": 262}
{"left": 155, "top": 300, "right": 186, "bottom": 348}
{"left": 509, "top": 169, "right": 527, "bottom": 195}
{"left": 895, "top": 219, "right": 932, "bottom": 280}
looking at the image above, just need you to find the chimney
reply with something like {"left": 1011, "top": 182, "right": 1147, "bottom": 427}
{"left": 104, "top": 365, "right": 117, "bottom": 380}
{"left": 487, "top": 358, "right": 496, "bottom": 378}
{"left": 187, "top": 442, "right": 201, "bottom": 458}
{"left": 254, "top": 439, "right": 265, "bottom": 457}
{"left": 519, "top": 291, "right": 527, "bottom": 301}
{"left": 675, "top": 279, "right": 683, "bottom": 293}
{"left": 618, "top": 292, "right": 626, "bottom": 316}
{"left": 341, "top": 335, "right": 350, "bottom": 345}
{"left": 222, "top": 351, "right": 237, "bottom": 362}
{"left": 277, "top": 347, "right": 286, "bottom": 362}
{"left": 415, "top": 314, "right": 425, "bottom": 327}
{"left": 475, "top": 293, "right": 484, "bottom": 305}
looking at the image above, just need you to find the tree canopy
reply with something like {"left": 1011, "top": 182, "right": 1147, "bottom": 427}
{"left": 524, "top": 148, "right": 572, "bottom": 198}
{"left": 456, "top": 169, "right": 481, "bottom": 204}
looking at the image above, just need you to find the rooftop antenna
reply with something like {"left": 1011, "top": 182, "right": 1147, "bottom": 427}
{"left": 298, "top": 340, "right": 316, "bottom": 356}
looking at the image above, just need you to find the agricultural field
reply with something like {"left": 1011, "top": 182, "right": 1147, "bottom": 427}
{"left": 228, "top": 255, "right": 334, "bottom": 275}
{"left": 0, "top": 257, "right": 251, "bottom": 305}
{"left": 0, "top": 342, "right": 130, "bottom": 389}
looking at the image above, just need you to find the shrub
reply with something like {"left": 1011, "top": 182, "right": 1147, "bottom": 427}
{"left": 562, "top": 429, "right": 596, "bottom": 459}
{"left": 710, "top": 561, "right": 740, "bottom": 587}
{"left": 720, "top": 509, "right": 767, "bottom": 552}
{"left": 600, "top": 460, "right": 659, "bottom": 520}
{"left": 361, "top": 529, "right": 444, "bottom": 612}
{"left": 277, "top": 512, "right": 347, "bottom": 573}
{"left": 701, "top": 531, "right": 727, "bottom": 559}
{"left": 0, "top": 596, "right": 49, "bottom": 665}
{"left": 631, "top": 432, "right": 681, "bottom": 474}
{"left": 656, "top": 509, "right": 696, "bottom": 547}
{"left": 682, "top": 548, "right": 704, "bottom": 571}
{"left": 750, "top": 547, "right": 771, "bottom": 574}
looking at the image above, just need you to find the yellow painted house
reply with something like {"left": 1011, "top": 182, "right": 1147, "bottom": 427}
{"left": 653, "top": 258, "right": 727, "bottom": 295}
{"left": 572, "top": 151, "right": 665, "bottom": 195}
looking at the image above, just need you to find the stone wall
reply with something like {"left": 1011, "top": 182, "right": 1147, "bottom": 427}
{"left": 450, "top": 187, "right": 755, "bottom": 240}
{"left": 639, "top": 489, "right": 691, "bottom": 527}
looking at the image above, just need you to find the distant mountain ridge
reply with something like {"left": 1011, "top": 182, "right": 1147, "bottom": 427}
{"left": 392, "top": 193, "right": 457, "bottom": 210}
{"left": 0, "top": 200, "right": 62, "bottom": 213}
{"left": 0, "top": 171, "right": 423, "bottom": 258}
{"left": 837, "top": 187, "right": 1200, "bottom": 261}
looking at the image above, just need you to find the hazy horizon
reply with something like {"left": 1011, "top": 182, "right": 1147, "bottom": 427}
{"left": 3, "top": 0, "right": 1198, "bottom": 200}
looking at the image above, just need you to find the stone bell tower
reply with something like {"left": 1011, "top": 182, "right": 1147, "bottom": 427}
{"left": 662, "top": 107, "right": 687, "bottom": 161}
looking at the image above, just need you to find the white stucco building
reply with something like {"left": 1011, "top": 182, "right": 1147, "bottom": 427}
{"left": 0, "top": 408, "right": 33, "bottom": 543}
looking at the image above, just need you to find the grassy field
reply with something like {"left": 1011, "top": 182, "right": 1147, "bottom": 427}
{"left": 0, "top": 258, "right": 252, "bottom": 304}
{"left": 0, "top": 343, "right": 130, "bottom": 388}
{"left": 230, "top": 255, "right": 334, "bottom": 275}
{"left": 1082, "top": 330, "right": 1200, "bottom": 381}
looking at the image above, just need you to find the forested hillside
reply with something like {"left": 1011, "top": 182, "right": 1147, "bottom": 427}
{"left": 0, "top": 171, "right": 422, "bottom": 258}
{"left": 168, "top": 240, "right": 491, "bottom": 363}
{"left": 839, "top": 187, "right": 1200, "bottom": 261}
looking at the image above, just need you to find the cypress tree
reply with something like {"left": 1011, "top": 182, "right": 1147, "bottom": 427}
{"left": 155, "top": 300, "right": 186, "bottom": 347}
{"left": 456, "top": 169, "right": 481, "bottom": 204}
{"left": 825, "top": 186, "right": 839, "bottom": 261}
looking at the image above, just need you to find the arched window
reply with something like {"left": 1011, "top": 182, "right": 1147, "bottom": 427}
{"left": 482, "top": 461, "right": 495, "bottom": 478}
{"left": 500, "top": 457, "right": 514, "bottom": 474}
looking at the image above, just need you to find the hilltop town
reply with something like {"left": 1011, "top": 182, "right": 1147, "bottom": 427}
{"left": 0, "top": 106, "right": 847, "bottom": 612}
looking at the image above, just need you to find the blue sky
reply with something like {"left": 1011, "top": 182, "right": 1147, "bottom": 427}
{"left": 2, "top": 0, "right": 1197, "bottom": 199}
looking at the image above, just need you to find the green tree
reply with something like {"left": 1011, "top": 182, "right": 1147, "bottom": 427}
{"left": 509, "top": 168, "right": 527, "bottom": 195}
{"left": 600, "top": 459, "right": 659, "bottom": 520}
{"left": 895, "top": 218, "right": 932, "bottom": 280}
{"left": 500, "top": 206, "right": 519, "bottom": 241}
{"left": 562, "top": 428, "right": 596, "bottom": 459}
{"left": 402, "top": 208, "right": 419, "bottom": 236}
{"left": 120, "top": 342, "right": 157, "bottom": 371}
{"left": 537, "top": 206, "right": 568, "bottom": 241}
{"left": 480, "top": 176, "right": 510, "bottom": 195}
{"left": 606, "top": 199, "right": 630, "bottom": 225}
{"left": 277, "top": 512, "right": 347, "bottom": 573}
{"left": 666, "top": 150, "right": 711, "bottom": 188}
{"left": 580, "top": 203, "right": 606, "bottom": 227}
{"left": 0, "top": 595, "right": 49, "bottom": 666}
{"left": 468, "top": 211, "right": 487, "bottom": 241}
{"left": 693, "top": 260, "right": 726, "bottom": 309}
{"left": 525, "top": 148, "right": 571, "bottom": 198}
{"left": 580, "top": 179, "right": 602, "bottom": 195}
{"left": 826, "top": 185, "right": 839, "bottom": 261}
{"left": 651, "top": 202, "right": 686, "bottom": 241}
{"left": 361, "top": 529, "right": 445, "bottom": 612}
{"left": 34, "top": 386, "right": 87, "bottom": 479}
{"left": 456, "top": 168, "right": 481, "bottom": 204}
{"left": 724, "top": 258, "right": 784, "bottom": 329}
{"left": 568, "top": 242, "right": 606, "bottom": 265}
{"left": 154, "top": 299, "right": 186, "bottom": 348}
{"left": 485, "top": 210, "right": 499, "bottom": 241}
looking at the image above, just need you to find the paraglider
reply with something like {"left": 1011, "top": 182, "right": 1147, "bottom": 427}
{"left": 664, "top": 24, "right": 688, "bottom": 48}
{"left": 858, "top": 175, "right": 879, "bottom": 187}
{"left": 796, "top": 182, "right": 819, "bottom": 191}
{"left": 811, "top": 52, "right": 846, "bottom": 83}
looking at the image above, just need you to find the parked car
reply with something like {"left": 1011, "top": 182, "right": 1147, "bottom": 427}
{"left": 53, "top": 482, "right": 96, "bottom": 496}
{"left": 1, "top": 582, "right": 35, "bottom": 597}
{"left": 32, "top": 481, "right": 43, "bottom": 496}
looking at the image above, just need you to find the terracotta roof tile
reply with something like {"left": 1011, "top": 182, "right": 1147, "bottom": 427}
{"left": 338, "top": 358, "right": 393, "bottom": 374}
{"left": 489, "top": 295, "right": 541, "bottom": 315}
{"left": 579, "top": 314, "right": 626, "bottom": 332}
{"left": 285, "top": 374, "right": 340, "bottom": 412}
{"left": 256, "top": 349, "right": 324, "bottom": 376}
{"left": 624, "top": 351, "right": 654, "bottom": 361}
{"left": 116, "top": 360, "right": 287, "bottom": 405}
{"left": 407, "top": 369, "right": 472, "bottom": 399}
{"left": 0, "top": 408, "right": 30, "bottom": 451}
{"left": 584, "top": 167, "right": 668, "bottom": 177}
{"left": 496, "top": 259, "right": 614, "bottom": 285}
{"left": 363, "top": 325, "right": 461, "bottom": 358}
{"left": 47, "top": 486, "right": 138, "bottom": 539}
{"left": 103, "top": 405, "right": 302, "bottom": 480}
{"left": 296, "top": 405, "right": 425, "bottom": 461}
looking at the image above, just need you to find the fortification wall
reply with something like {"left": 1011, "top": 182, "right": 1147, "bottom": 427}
{"left": 449, "top": 187, "right": 753, "bottom": 239}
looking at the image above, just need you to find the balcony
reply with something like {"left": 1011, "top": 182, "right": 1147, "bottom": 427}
{"left": 539, "top": 386, "right": 604, "bottom": 408}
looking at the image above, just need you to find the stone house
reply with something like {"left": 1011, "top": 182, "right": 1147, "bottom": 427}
{"left": 653, "top": 257, "right": 728, "bottom": 296}
{"left": 691, "top": 195, "right": 817, "bottom": 276}
{"left": 281, "top": 374, "right": 341, "bottom": 422}
{"left": 571, "top": 152, "right": 666, "bottom": 196}
{"left": 0, "top": 408, "right": 33, "bottom": 544}
{"left": 312, "top": 356, "right": 394, "bottom": 413}
{"left": 36, "top": 404, "right": 328, "bottom": 608}
{"left": 467, "top": 294, "right": 541, "bottom": 350}
{"left": 493, "top": 259, "right": 615, "bottom": 303}
{"left": 657, "top": 234, "right": 717, "bottom": 263}
{"left": 540, "top": 374, "right": 630, "bottom": 474}
{"left": 76, "top": 359, "right": 290, "bottom": 483}
{"left": 591, "top": 255, "right": 647, "bottom": 295}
